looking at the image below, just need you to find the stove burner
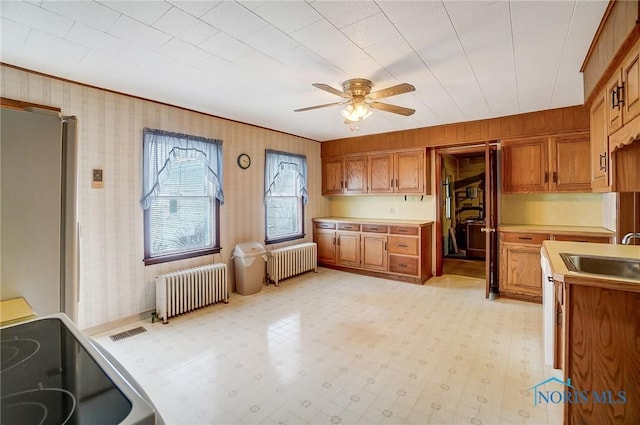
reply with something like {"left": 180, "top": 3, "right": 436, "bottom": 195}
{"left": 1, "top": 388, "right": 76, "bottom": 425}
{"left": 1, "top": 338, "right": 40, "bottom": 373}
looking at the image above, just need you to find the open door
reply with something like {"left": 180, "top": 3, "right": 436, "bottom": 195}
{"left": 483, "top": 143, "right": 499, "bottom": 298}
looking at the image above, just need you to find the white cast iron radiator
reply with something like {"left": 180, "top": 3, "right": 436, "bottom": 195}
{"left": 155, "top": 264, "right": 228, "bottom": 324}
{"left": 267, "top": 242, "right": 317, "bottom": 286}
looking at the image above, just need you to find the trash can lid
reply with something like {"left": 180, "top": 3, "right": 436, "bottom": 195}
{"left": 234, "top": 242, "right": 266, "bottom": 257}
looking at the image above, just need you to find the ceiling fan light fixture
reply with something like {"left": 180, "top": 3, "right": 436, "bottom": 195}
{"left": 340, "top": 100, "right": 372, "bottom": 122}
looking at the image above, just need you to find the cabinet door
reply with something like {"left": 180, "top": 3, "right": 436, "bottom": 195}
{"left": 590, "top": 92, "right": 610, "bottom": 191}
{"left": 502, "top": 138, "right": 549, "bottom": 193}
{"left": 607, "top": 71, "right": 624, "bottom": 135}
{"left": 500, "top": 243, "right": 543, "bottom": 298}
{"left": 361, "top": 234, "right": 387, "bottom": 271}
{"left": 337, "top": 232, "right": 360, "bottom": 267}
{"left": 322, "top": 158, "right": 343, "bottom": 195}
{"left": 622, "top": 43, "right": 640, "bottom": 125}
{"left": 368, "top": 153, "right": 394, "bottom": 193}
{"left": 550, "top": 133, "right": 591, "bottom": 192}
{"left": 344, "top": 155, "right": 367, "bottom": 194}
{"left": 314, "top": 230, "right": 336, "bottom": 264}
{"left": 395, "top": 150, "right": 425, "bottom": 193}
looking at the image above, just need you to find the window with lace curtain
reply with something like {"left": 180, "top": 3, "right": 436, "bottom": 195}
{"left": 141, "top": 128, "right": 223, "bottom": 265}
{"left": 264, "top": 150, "right": 308, "bottom": 244}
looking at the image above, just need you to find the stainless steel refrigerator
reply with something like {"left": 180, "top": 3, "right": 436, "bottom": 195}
{"left": 1, "top": 106, "right": 79, "bottom": 323}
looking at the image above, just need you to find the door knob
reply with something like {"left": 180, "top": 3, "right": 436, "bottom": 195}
{"left": 480, "top": 227, "right": 495, "bottom": 233}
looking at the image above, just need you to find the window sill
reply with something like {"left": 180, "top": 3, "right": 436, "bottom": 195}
{"left": 265, "top": 234, "right": 306, "bottom": 245}
{"left": 144, "top": 247, "right": 221, "bottom": 266}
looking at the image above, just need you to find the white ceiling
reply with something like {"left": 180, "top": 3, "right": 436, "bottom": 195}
{"left": 0, "top": 0, "right": 608, "bottom": 141}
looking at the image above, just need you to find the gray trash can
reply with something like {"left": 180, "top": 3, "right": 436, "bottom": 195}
{"left": 233, "top": 242, "right": 267, "bottom": 295}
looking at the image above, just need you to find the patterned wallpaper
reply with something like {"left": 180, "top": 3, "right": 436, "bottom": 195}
{"left": 1, "top": 65, "right": 330, "bottom": 329}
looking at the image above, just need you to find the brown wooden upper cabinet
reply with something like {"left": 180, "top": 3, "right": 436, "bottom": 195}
{"left": 502, "top": 131, "right": 590, "bottom": 193}
{"left": 608, "top": 42, "right": 640, "bottom": 135}
{"left": 323, "top": 148, "right": 429, "bottom": 196}
{"left": 322, "top": 155, "right": 367, "bottom": 195}
{"left": 589, "top": 39, "right": 640, "bottom": 192}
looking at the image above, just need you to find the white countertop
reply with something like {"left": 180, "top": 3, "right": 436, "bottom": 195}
{"left": 499, "top": 224, "right": 615, "bottom": 236}
{"left": 541, "top": 240, "right": 640, "bottom": 291}
{"left": 313, "top": 217, "right": 433, "bottom": 225}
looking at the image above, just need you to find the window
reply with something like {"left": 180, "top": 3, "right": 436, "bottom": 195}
{"left": 141, "top": 128, "right": 223, "bottom": 265}
{"left": 264, "top": 150, "right": 308, "bottom": 244}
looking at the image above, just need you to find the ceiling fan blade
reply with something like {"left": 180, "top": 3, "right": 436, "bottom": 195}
{"left": 312, "top": 83, "right": 351, "bottom": 98}
{"left": 368, "top": 101, "right": 415, "bottom": 116}
{"left": 294, "top": 101, "right": 346, "bottom": 112}
{"left": 367, "top": 83, "right": 415, "bottom": 100}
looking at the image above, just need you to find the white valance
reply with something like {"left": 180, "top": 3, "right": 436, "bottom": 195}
{"left": 264, "top": 149, "right": 308, "bottom": 204}
{"left": 141, "top": 128, "right": 224, "bottom": 210}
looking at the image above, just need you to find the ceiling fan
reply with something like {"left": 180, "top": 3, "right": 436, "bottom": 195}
{"left": 294, "top": 78, "right": 416, "bottom": 123}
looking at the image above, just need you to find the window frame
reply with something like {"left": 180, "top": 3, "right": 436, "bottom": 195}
{"left": 142, "top": 130, "right": 222, "bottom": 266}
{"left": 264, "top": 150, "right": 306, "bottom": 245}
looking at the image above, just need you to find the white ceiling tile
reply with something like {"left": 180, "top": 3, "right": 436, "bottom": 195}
{"left": 200, "top": 1, "right": 269, "bottom": 39}
{"left": 341, "top": 12, "right": 399, "bottom": 49}
{"left": 291, "top": 20, "right": 351, "bottom": 53}
{"left": 25, "top": 29, "right": 89, "bottom": 61}
{"left": 97, "top": 0, "right": 172, "bottom": 26}
{"left": 155, "top": 38, "right": 210, "bottom": 66}
{"left": 107, "top": 15, "right": 172, "bottom": 50}
{"left": 152, "top": 6, "right": 218, "bottom": 46}
{"left": 116, "top": 44, "right": 172, "bottom": 69}
{"left": 41, "top": 0, "right": 120, "bottom": 31}
{"left": 169, "top": 0, "right": 221, "bottom": 18}
{"left": 198, "top": 32, "right": 253, "bottom": 62}
{"left": 1, "top": 17, "right": 30, "bottom": 45}
{"left": 308, "top": 0, "right": 380, "bottom": 29}
{"left": 252, "top": 1, "right": 322, "bottom": 34}
{"left": 242, "top": 26, "right": 299, "bottom": 58}
{"left": 377, "top": 1, "right": 442, "bottom": 24}
{"left": 274, "top": 46, "right": 343, "bottom": 82}
{"left": 65, "top": 23, "right": 129, "bottom": 57}
{"left": 194, "top": 54, "right": 237, "bottom": 78}
{"left": 1, "top": 1, "right": 73, "bottom": 37}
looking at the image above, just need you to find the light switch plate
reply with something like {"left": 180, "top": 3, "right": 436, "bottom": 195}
{"left": 92, "top": 169, "right": 103, "bottom": 189}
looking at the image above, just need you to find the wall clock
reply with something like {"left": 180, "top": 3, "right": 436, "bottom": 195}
{"left": 237, "top": 153, "right": 251, "bottom": 169}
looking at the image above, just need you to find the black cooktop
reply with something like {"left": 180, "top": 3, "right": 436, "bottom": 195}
{"left": 1, "top": 318, "right": 132, "bottom": 425}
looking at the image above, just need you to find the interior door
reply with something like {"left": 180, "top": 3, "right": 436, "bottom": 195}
{"left": 484, "top": 143, "right": 499, "bottom": 298}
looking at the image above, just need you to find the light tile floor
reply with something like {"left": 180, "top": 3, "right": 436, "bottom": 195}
{"left": 93, "top": 268, "right": 564, "bottom": 425}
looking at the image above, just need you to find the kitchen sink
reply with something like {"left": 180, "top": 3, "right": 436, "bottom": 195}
{"left": 559, "top": 253, "right": 640, "bottom": 281}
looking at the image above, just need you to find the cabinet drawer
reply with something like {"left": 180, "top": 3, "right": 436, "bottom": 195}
{"left": 315, "top": 222, "right": 336, "bottom": 230}
{"left": 337, "top": 223, "right": 361, "bottom": 231}
{"left": 362, "top": 224, "right": 388, "bottom": 233}
{"left": 389, "top": 255, "right": 419, "bottom": 275}
{"left": 551, "top": 234, "right": 611, "bottom": 244}
{"left": 389, "top": 225, "right": 419, "bottom": 236}
{"left": 501, "top": 232, "right": 549, "bottom": 245}
{"left": 388, "top": 236, "right": 418, "bottom": 255}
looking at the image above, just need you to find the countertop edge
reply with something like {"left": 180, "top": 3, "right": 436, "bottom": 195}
{"left": 499, "top": 224, "right": 615, "bottom": 237}
{"left": 541, "top": 241, "right": 640, "bottom": 292}
{"left": 313, "top": 217, "right": 434, "bottom": 226}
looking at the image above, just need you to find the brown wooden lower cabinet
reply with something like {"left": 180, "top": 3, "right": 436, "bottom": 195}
{"left": 499, "top": 230, "right": 614, "bottom": 303}
{"left": 563, "top": 278, "right": 640, "bottom": 425}
{"left": 313, "top": 219, "right": 432, "bottom": 283}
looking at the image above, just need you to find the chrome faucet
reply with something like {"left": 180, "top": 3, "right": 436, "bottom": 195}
{"left": 621, "top": 232, "right": 640, "bottom": 245}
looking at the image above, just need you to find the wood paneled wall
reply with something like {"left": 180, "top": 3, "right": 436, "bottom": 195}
{"left": 322, "top": 105, "right": 589, "bottom": 157}
{"left": 581, "top": 0, "right": 640, "bottom": 105}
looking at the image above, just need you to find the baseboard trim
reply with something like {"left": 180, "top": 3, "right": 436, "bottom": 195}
{"left": 83, "top": 310, "right": 154, "bottom": 336}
